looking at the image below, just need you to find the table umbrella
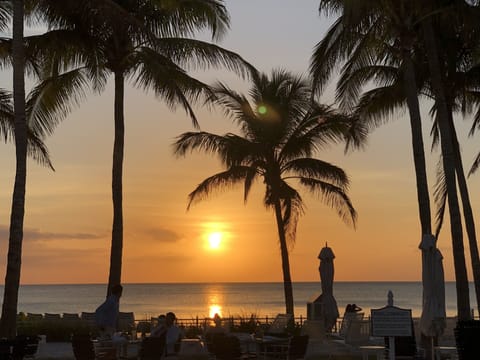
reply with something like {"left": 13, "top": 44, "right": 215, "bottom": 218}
{"left": 419, "top": 234, "right": 446, "bottom": 358}
{"left": 318, "top": 243, "right": 339, "bottom": 332}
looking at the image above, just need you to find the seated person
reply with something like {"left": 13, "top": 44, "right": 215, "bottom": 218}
{"left": 164, "top": 312, "right": 182, "bottom": 356}
{"left": 150, "top": 314, "right": 167, "bottom": 337}
{"left": 345, "top": 303, "right": 362, "bottom": 313}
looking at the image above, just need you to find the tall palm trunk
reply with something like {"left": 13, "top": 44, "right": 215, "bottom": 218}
{"left": 403, "top": 51, "right": 437, "bottom": 360}
{"left": 107, "top": 71, "right": 125, "bottom": 295}
{"left": 273, "top": 200, "right": 294, "bottom": 316}
{"left": 0, "top": 0, "right": 27, "bottom": 338}
{"left": 402, "top": 54, "right": 432, "bottom": 235}
{"left": 448, "top": 111, "right": 480, "bottom": 316}
{"left": 422, "top": 17, "right": 471, "bottom": 320}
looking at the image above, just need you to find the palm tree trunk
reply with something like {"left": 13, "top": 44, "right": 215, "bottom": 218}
{"left": 422, "top": 17, "right": 471, "bottom": 320}
{"left": 403, "top": 53, "right": 436, "bottom": 359}
{"left": 448, "top": 111, "right": 480, "bottom": 316}
{"left": 107, "top": 71, "right": 125, "bottom": 296}
{"left": 0, "top": 0, "right": 27, "bottom": 339}
{"left": 273, "top": 200, "right": 294, "bottom": 316}
{"left": 402, "top": 54, "right": 432, "bottom": 235}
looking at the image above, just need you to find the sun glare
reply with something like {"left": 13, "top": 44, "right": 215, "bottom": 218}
{"left": 208, "top": 232, "right": 222, "bottom": 249}
{"left": 209, "top": 304, "right": 222, "bottom": 318}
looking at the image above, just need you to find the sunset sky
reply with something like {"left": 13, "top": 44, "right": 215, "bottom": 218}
{"left": 0, "top": 0, "right": 479, "bottom": 284}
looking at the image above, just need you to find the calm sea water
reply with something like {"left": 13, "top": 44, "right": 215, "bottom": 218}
{"left": 1, "top": 282, "right": 476, "bottom": 320}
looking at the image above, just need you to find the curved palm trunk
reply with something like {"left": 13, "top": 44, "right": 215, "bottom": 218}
{"left": 448, "top": 112, "right": 480, "bottom": 316}
{"left": 107, "top": 71, "right": 125, "bottom": 296}
{"left": 0, "top": 0, "right": 27, "bottom": 338}
{"left": 402, "top": 54, "right": 432, "bottom": 235}
{"left": 422, "top": 17, "right": 470, "bottom": 320}
{"left": 273, "top": 200, "right": 294, "bottom": 316}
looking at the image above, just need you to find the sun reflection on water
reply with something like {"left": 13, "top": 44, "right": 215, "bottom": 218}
{"left": 209, "top": 304, "right": 222, "bottom": 318}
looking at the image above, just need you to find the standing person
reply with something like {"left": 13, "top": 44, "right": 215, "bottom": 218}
{"left": 165, "top": 312, "right": 182, "bottom": 356}
{"left": 95, "top": 284, "right": 123, "bottom": 339}
{"left": 95, "top": 284, "right": 128, "bottom": 357}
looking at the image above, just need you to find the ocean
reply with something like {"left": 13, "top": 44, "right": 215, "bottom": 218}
{"left": 2, "top": 282, "right": 476, "bottom": 320}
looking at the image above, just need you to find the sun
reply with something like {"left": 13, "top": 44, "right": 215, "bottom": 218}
{"left": 208, "top": 232, "right": 222, "bottom": 250}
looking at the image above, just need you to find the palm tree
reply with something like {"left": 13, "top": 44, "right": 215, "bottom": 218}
{"left": 421, "top": 2, "right": 471, "bottom": 321}
{"left": 0, "top": 1, "right": 97, "bottom": 334}
{"left": 174, "top": 69, "right": 361, "bottom": 315}
{"left": 312, "top": 0, "right": 473, "bottom": 321}
{"left": 0, "top": 0, "right": 27, "bottom": 339}
{"left": 36, "top": 0, "right": 253, "bottom": 295}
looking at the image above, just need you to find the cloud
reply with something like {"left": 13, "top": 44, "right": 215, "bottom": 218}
{"left": 0, "top": 224, "right": 103, "bottom": 242}
{"left": 138, "top": 227, "right": 182, "bottom": 243}
{"left": 127, "top": 253, "right": 192, "bottom": 264}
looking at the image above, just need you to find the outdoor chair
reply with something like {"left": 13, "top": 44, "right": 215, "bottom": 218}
{"left": 338, "top": 312, "right": 364, "bottom": 338}
{"left": 261, "top": 335, "right": 309, "bottom": 360}
{"left": 25, "top": 313, "right": 43, "bottom": 323}
{"left": 118, "top": 312, "right": 135, "bottom": 337}
{"left": 265, "top": 314, "right": 293, "bottom": 337}
{"left": 94, "top": 340, "right": 117, "bottom": 360}
{"left": 138, "top": 335, "right": 165, "bottom": 360}
{"left": 11, "top": 335, "right": 40, "bottom": 360}
{"left": 81, "top": 312, "right": 97, "bottom": 332}
{"left": 44, "top": 313, "right": 61, "bottom": 321}
{"left": 344, "top": 319, "right": 370, "bottom": 347}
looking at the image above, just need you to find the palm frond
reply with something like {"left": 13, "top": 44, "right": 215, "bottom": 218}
{"left": 283, "top": 158, "right": 350, "bottom": 188}
{"left": 433, "top": 157, "right": 447, "bottom": 239}
{"left": 0, "top": 88, "right": 13, "bottom": 142}
{"left": 26, "top": 67, "right": 89, "bottom": 137}
{"left": 355, "top": 83, "right": 406, "bottom": 129}
{"left": 153, "top": 37, "right": 255, "bottom": 79}
{"left": 187, "top": 166, "right": 253, "bottom": 209}
{"left": 26, "top": 128, "right": 54, "bottom": 170}
{"left": 133, "top": 47, "right": 213, "bottom": 128}
{"left": 280, "top": 185, "right": 304, "bottom": 251}
{"left": 299, "top": 177, "right": 357, "bottom": 227}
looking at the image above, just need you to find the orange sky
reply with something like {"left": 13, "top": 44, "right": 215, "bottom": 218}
{"left": 1, "top": 0, "right": 480, "bottom": 284}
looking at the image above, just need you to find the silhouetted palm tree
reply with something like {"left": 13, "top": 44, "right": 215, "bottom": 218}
{"left": 36, "top": 0, "right": 252, "bottom": 295}
{"left": 0, "top": 0, "right": 27, "bottom": 339}
{"left": 312, "top": 0, "right": 474, "bottom": 321}
{"left": 0, "top": 1, "right": 97, "bottom": 334}
{"left": 174, "top": 69, "right": 361, "bottom": 315}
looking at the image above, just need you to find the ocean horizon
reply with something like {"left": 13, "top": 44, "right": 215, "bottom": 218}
{"left": 2, "top": 281, "right": 476, "bottom": 320}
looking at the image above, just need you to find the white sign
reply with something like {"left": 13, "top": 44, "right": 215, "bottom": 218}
{"left": 371, "top": 306, "right": 412, "bottom": 337}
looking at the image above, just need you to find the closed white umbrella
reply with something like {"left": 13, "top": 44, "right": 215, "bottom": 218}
{"left": 419, "top": 234, "right": 446, "bottom": 359}
{"left": 318, "top": 243, "right": 339, "bottom": 332}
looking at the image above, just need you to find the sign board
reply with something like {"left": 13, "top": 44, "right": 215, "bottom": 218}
{"left": 371, "top": 306, "right": 412, "bottom": 337}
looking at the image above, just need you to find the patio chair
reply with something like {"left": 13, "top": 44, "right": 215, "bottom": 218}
{"left": 118, "top": 312, "right": 135, "bottom": 336}
{"left": 81, "top": 312, "right": 97, "bottom": 329}
{"left": 94, "top": 340, "right": 118, "bottom": 360}
{"left": 12, "top": 335, "right": 40, "bottom": 360}
{"left": 265, "top": 314, "right": 293, "bottom": 337}
{"left": 344, "top": 319, "right": 370, "bottom": 347}
{"left": 26, "top": 313, "right": 43, "bottom": 322}
{"left": 44, "top": 313, "right": 61, "bottom": 321}
{"left": 261, "top": 335, "right": 309, "bottom": 360}
{"left": 338, "top": 312, "right": 364, "bottom": 338}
